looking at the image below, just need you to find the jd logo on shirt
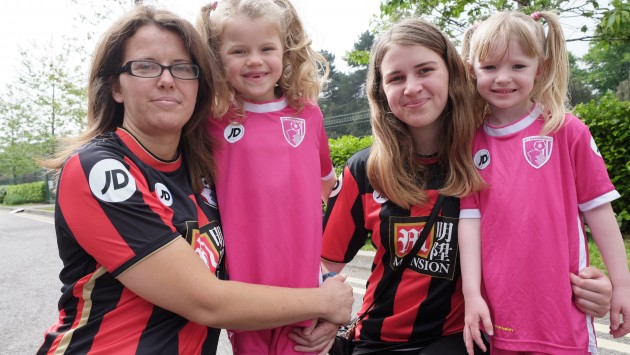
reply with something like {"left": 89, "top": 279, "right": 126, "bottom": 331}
{"left": 474, "top": 149, "right": 490, "bottom": 170}
{"left": 89, "top": 159, "right": 137, "bottom": 202}
{"left": 155, "top": 183, "right": 173, "bottom": 207}
{"left": 224, "top": 123, "right": 245, "bottom": 143}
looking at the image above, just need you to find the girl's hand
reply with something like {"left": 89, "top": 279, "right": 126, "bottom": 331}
{"left": 463, "top": 295, "right": 493, "bottom": 355}
{"left": 610, "top": 284, "right": 630, "bottom": 338}
{"left": 289, "top": 319, "right": 338, "bottom": 354}
{"left": 570, "top": 266, "right": 612, "bottom": 317}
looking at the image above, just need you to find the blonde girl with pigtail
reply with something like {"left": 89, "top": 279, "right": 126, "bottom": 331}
{"left": 197, "top": 1, "right": 338, "bottom": 354}
{"left": 458, "top": 10, "right": 630, "bottom": 355}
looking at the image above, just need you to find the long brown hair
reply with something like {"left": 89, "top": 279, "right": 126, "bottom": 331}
{"left": 366, "top": 18, "right": 485, "bottom": 209}
{"left": 42, "top": 5, "right": 231, "bottom": 192}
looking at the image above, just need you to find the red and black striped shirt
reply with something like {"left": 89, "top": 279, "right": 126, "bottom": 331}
{"left": 38, "top": 129, "right": 224, "bottom": 355}
{"left": 322, "top": 148, "right": 464, "bottom": 348}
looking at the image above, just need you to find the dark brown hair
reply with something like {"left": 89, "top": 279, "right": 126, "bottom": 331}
{"left": 43, "top": 5, "right": 231, "bottom": 191}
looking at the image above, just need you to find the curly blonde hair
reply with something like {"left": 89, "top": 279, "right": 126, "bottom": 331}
{"left": 197, "top": 0, "right": 328, "bottom": 113}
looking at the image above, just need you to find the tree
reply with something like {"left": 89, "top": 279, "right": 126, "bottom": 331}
{"left": 375, "top": 0, "right": 630, "bottom": 103}
{"left": 595, "top": 0, "right": 630, "bottom": 44}
{"left": 320, "top": 32, "right": 375, "bottom": 138}
{"left": 14, "top": 41, "right": 87, "bottom": 156}
{"left": 0, "top": 0, "right": 130, "bottom": 180}
{"left": 71, "top": 0, "right": 130, "bottom": 43}
{"left": 582, "top": 0, "right": 630, "bottom": 97}
{"left": 0, "top": 39, "right": 87, "bottom": 182}
{"left": 0, "top": 87, "right": 40, "bottom": 179}
{"left": 378, "top": 0, "right": 629, "bottom": 45}
{"left": 617, "top": 78, "right": 630, "bottom": 101}
{"left": 580, "top": 41, "right": 630, "bottom": 96}
{"left": 568, "top": 52, "right": 595, "bottom": 106}
{"left": 319, "top": 49, "right": 341, "bottom": 115}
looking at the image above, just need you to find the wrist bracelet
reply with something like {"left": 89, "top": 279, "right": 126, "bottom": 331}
{"left": 322, "top": 271, "right": 337, "bottom": 281}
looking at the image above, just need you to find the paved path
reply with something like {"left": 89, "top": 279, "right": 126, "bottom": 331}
{"left": 1, "top": 206, "right": 628, "bottom": 354}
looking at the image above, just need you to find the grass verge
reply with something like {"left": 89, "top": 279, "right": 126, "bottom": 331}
{"left": 588, "top": 238, "right": 630, "bottom": 273}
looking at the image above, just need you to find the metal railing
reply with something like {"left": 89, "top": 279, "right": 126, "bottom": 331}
{"left": 324, "top": 110, "right": 372, "bottom": 138}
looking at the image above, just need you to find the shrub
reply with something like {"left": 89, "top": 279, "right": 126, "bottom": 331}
{"left": 329, "top": 135, "right": 373, "bottom": 175}
{"left": 0, "top": 185, "right": 7, "bottom": 204}
{"left": 574, "top": 93, "right": 630, "bottom": 234}
{"left": 4, "top": 181, "right": 46, "bottom": 205}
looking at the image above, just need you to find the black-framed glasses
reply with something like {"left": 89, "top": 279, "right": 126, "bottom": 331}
{"left": 118, "top": 60, "right": 200, "bottom": 80}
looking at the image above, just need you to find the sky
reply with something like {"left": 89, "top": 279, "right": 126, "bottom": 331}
{"left": 0, "top": 0, "right": 381, "bottom": 87}
{"left": 0, "top": 0, "right": 594, "bottom": 89}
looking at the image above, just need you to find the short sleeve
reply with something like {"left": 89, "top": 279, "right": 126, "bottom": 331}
{"left": 57, "top": 149, "right": 179, "bottom": 277}
{"left": 322, "top": 153, "right": 369, "bottom": 263}
{"left": 569, "top": 118, "right": 620, "bottom": 211}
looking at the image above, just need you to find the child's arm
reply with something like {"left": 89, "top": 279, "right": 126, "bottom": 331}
{"left": 459, "top": 218, "right": 493, "bottom": 354}
{"left": 321, "top": 176, "right": 337, "bottom": 204}
{"left": 584, "top": 202, "right": 630, "bottom": 338}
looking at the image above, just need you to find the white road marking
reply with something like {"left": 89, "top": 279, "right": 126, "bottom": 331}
{"left": 9, "top": 211, "right": 54, "bottom": 224}
{"left": 352, "top": 286, "right": 366, "bottom": 295}
{"left": 597, "top": 337, "right": 630, "bottom": 353}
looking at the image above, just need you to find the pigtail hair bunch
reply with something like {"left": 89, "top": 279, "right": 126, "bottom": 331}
{"left": 197, "top": 2, "right": 218, "bottom": 47}
{"left": 527, "top": 10, "right": 570, "bottom": 135}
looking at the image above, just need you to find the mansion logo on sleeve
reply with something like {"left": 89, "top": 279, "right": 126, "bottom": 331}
{"left": 187, "top": 221, "right": 224, "bottom": 273}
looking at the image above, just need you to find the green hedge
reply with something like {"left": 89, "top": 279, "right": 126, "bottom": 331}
{"left": 0, "top": 185, "right": 7, "bottom": 204}
{"left": 575, "top": 93, "right": 630, "bottom": 234}
{"left": 329, "top": 135, "right": 373, "bottom": 176}
{"left": 4, "top": 181, "right": 46, "bottom": 205}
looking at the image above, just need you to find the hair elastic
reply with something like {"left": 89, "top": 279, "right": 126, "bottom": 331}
{"left": 531, "top": 12, "right": 542, "bottom": 21}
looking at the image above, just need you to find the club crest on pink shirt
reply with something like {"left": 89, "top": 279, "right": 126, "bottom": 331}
{"left": 280, "top": 117, "right": 306, "bottom": 147}
{"left": 522, "top": 136, "right": 553, "bottom": 169}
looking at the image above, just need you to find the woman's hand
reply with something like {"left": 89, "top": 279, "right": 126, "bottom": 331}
{"left": 318, "top": 274, "right": 354, "bottom": 325}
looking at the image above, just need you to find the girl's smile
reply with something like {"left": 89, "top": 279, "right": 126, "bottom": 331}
{"left": 219, "top": 15, "right": 284, "bottom": 102}
{"left": 472, "top": 39, "right": 540, "bottom": 125}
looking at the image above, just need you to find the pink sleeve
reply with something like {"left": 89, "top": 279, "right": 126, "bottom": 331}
{"left": 459, "top": 193, "right": 481, "bottom": 219}
{"left": 317, "top": 109, "right": 335, "bottom": 180}
{"left": 570, "top": 119, "right": 620, "bottom": 211}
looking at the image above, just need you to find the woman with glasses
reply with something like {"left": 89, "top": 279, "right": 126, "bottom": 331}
{"left": 37, "top": 6, "right": 353, "bottom": 355}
